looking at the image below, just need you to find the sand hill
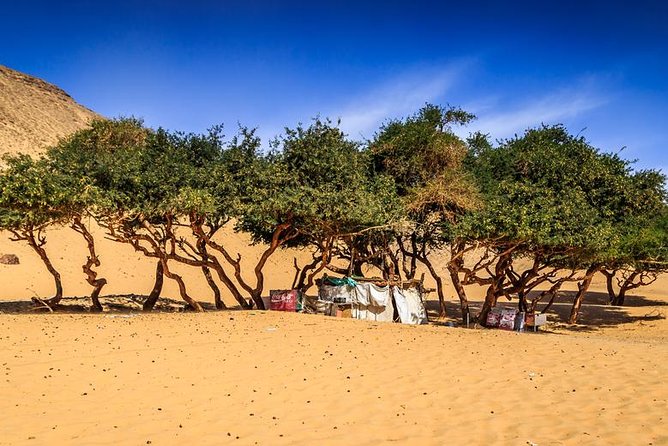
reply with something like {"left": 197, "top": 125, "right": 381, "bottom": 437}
{"left": 0, "top": 64, "right": 99, "bottom": 158}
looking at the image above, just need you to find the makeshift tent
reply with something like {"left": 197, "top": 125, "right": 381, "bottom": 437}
{"left": 392, "top": 287, "right": 428, "bottom": 325}
{"left": 352, "top": 282, "right": 394, "bottom": 323}
{"left": 316, "top": 276, "right": 427, "bottom": 325}
{"left": 319, "top": 284, "right": 355, "bottom": 304}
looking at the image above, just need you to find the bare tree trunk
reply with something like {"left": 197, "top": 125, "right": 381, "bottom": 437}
{"left": 417, "top": 255, "right": 446, "bottom": 317}
{"left": 533, "top": 281, "right": 563, "bottom": 314}
{"left": 541, "top": 291, "right": 558, "bottom": 314}
{"left": 447, "top": 263, "right": 469, "bottom": 323}
{"left": 518, "top": 291, "right": 528, "bottom": 313}
{"left": 72, "top": 216, "right": 107, "bottom": 312}
{"left": 296, "top": 241, "right": 332, "bottom": 293}
{"left": 197, "top": 241, "right": 225, "bottom": 309}
{"left": 612, "top": 271, "right": 639, "bottom": 306}
{"left": 161, "top": 259, "right": 203, "bottom": 312}
{"left": 568, "top": 266, "right": 598, "bottom": 324}
{"left": 202, "top": 265, "right": 225, "bottom": 309}
{"left": 188, "top": 220, "right": 251, "bottom": 309}
{"left": 209, "top": 258, "right": 252, "bottom": 309}
{"left": 602, "top": 270, "right": 617, "bottom": 304}
{"left": 249, "top": 223, "right": 297, "bottom": 310}
{"left": 479, "top": 285, "right": 498, "bottom": 326}
{"left": 143, "top": 260, "right": 164, "bottom": 311}
{"left": 397, "top": 235, "right": 446, "bottom": 317}
{"left": 613, "top": 287, "right": 628, "bottom": 306}
{"left": 478, "top": 252, "right": 512, "bottom": 325}
{"left": 400, "top": 234, "right": 418, "bottom": 280}
{"left": 22, "top": 229, "right": 63, "bottom": 306}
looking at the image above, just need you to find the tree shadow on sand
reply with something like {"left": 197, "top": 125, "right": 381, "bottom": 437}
{"left": 538, "top": 291, "right": 666, "bottom": 332}
{"left": 424, "top": 291, "right": 666, "bottom": 332}
{"left": 0, "top": 294, "right": 221, "bottom": 314}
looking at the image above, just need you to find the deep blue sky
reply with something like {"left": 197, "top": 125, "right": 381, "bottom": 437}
{"left": 2, "top": 0, "right": 667, "bottom": 173}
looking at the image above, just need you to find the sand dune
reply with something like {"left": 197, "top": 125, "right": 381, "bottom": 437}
{"left": 0, "top": 221, "right": 314, "bottom": 306}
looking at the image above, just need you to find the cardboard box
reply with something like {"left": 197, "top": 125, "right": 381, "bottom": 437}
{"left": 525, "top": 313, "right": 547, "bottom": 327}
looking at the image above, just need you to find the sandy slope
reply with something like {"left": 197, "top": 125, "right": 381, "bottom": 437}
{"left": 0, "top": 222, "right": 315, "bottom": 306}
{"left": 0, "top": 65, "right": 98, "bottom": 158}
{"left": 1, "top": 225, "right": 667, "bottom": 445}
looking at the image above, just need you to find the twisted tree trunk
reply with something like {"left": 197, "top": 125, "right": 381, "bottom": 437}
{"left": 197, "top": 240, "right": 225, "bottom": 309}
{"left": 72, "top": 216, "right": 107, "bottom": 312}
{"left": 448, "top": 242, "right": 470, "bottom": 324}
{"left": 18, "top": 228, "right": 63, "bottom": 307}
{"left": 478, "top": 252, "right": 513, "bottom": 325}
{"left": 202, "top": 264, "right": 224, "bottom": 309}
{"left": 160, "top": 258, "right": 203, "bottom": 312}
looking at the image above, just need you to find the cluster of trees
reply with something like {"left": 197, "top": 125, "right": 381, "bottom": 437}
{"left": 1, "top": 104, "right": 666, "bottom": 324}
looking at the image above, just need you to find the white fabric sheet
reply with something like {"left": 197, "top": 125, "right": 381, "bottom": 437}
{"left": 354, "top": 283, "right": 371, "bottom": 306}
{"left": 392, "top": 287, "right": 428, "bottom": 325}
{"left": 351, "top": 283, "right": 394, "bottom": 322}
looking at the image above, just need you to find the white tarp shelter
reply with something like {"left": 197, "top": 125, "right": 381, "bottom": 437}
{"left": 351, "top": 282, "right": 394, "bottom": 323}
{"left": 392, "top": 287, "right": 428, "bottom": 325}
{"left": 318, "top": 278, "right": 427, "bottom": 325}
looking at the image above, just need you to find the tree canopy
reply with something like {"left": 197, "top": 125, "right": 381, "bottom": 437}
{"left": 0, "top": 106, "right": 664, "bottom": 324}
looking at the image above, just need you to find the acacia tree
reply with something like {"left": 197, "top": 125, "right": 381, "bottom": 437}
{"left": 45, "top": 118, "right": 211, "bottom": 311}
{"left": 457, "top": 125, "right": 666, "bottom": 324}
{"left": 602, "top": 202, "right": 668, "bottom": 306}
{"left": 183, "top": 119, "right": 399, "bottom": 309}
{"left": 0, "top": 155, "right": 80, "bottom": 307}
{"left": 369, "top": 104, "right": 479, "bottom": 317}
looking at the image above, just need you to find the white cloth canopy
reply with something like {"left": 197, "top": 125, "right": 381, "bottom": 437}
{"left": 352, "top": 282, "right": 394, "bottom": 322}
{"left": 354, "top": 283, "right": 371, "bottom": 306}
{"left": 392, "top": 287, "right": 428, "bottom": 325}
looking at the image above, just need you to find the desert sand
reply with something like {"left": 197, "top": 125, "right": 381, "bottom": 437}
{"left": 1, "top": 224, "right": 667, "bottom": 446}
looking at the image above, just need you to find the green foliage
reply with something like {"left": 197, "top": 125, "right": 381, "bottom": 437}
{"left": 1, "top": 106, "right": 665, "bottom": 310}
{"left": 370, "top": 104, "right": 479, "bottom": 223}
{"left": 45, "top": 118, "right": 150, "bottom": 215}
{"left": 236, "top": 118, "right": 401, "bottom": 245}
{"left": 461, "top": 125, "right": 667, "bottom": 265}
{"left": 0, "top": 154, "right": 93, "bottom": 230}
{"left": 610, "top": 205, "right": 668, "bottom": 270}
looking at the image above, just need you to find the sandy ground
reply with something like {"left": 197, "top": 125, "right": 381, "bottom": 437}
{"left": 1, "top": 226, "right": 667, "bottom": 445}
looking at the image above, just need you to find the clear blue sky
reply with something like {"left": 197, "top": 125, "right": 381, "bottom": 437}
{"left": 1, "top": 0, "right": 667, "bottom": 173}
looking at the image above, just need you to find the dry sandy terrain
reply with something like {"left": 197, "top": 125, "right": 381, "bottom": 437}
{"left": 0, "top": 65, "right": 98, "bottom": 158}
{"left": 1, "top": 226, "right": 667, "bottom": 446}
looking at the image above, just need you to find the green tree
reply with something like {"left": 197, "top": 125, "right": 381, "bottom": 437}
{"left": 0, "top": 155, "right": 82, "bottom": 307}
{"left": 369, "top": 104, "right": 479, "bottom": 317}
{"left": 458, "top": 125, "right": 666, "bottom": 324}
{"left": 602, "top": 201, "right": 668, "bottom": 306}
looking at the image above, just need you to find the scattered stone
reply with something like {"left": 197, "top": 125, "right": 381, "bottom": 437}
{"left": 0, "top": 254, "right": 19, "bottom": 265}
